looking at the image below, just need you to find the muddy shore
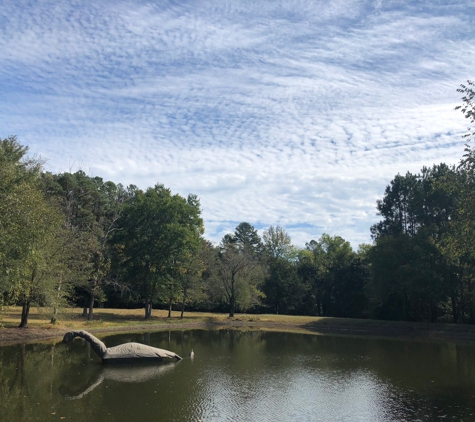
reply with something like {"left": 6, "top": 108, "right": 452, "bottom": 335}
{"left": 3, "top": 318, "right": 475, "bottom": 347}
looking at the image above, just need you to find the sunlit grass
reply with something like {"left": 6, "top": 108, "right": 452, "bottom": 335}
{"left": 0, "top": 306, "right": 361, "bottom": 328}
{"left": 0, "top": 306, "right": 227, "bottom": 329}
{"left": 0, "top": 306, "right": 360, "bottom": 330}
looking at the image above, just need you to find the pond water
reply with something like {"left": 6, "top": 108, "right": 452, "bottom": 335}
{"left": 1, "top": 329, "right": 475, "bottom": 421}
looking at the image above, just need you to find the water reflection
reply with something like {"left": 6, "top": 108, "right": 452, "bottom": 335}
{"left": 2, "top": 330, "right": 475, "bottom": 421}
{"left": 61, "top": 362, "right": 177, "bottom": 400}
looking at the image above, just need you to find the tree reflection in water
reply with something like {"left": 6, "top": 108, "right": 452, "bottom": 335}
{"left": 3, "top": 330, "right": 475, "bottom": 421}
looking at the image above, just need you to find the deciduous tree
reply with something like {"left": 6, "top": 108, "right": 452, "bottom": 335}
{"left": 215, "top": 223, "right": 265, "bottom": 317}
{"left": 116, "top": 185, "right": 203, "bottom": 319}
{"left": 0, "top": 137, "right": 68, "bottom": 327}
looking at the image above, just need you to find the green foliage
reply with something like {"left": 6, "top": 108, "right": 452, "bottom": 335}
{"left": 263, "top": 225, "right": 297, "bottom": 260}
{"left": 4, "top": 94, "right": 475, "bottom": 328}
{"left": 212, "top": 223, "right": 266, "bottom": 316}
{"left": 0, "top": 137, "right": 38, "bottom": 288}
{"left": 371, "top": 164, "right": 460, "bottom": 240}
{"left": 368, "top": 233, "right": 445, "bottom": 321}
{"left": 456, "top": 80, "right": 475, "bottom": 171}
{"left": 368, "top": 161, "right": 475, "bottom": 323}
{"left": 264, "top": 257, "right": 303, "bottom": 314}
{"left": 0, "top": 137, "right": 69, "bottom": 326}
{"left": 262, "top": 226, "right": 303, "bottom": 314}
{"left": 297, "top": 234, "right": 367, "bottom": 318}
{"left": 47, "top": 171, "right": 132, "bottom": 320}
{"left": 227, "top": 222, "right": 264, "bottom": 255}
{"left": 116, "top": 184, "right": 204, "bottom": 318}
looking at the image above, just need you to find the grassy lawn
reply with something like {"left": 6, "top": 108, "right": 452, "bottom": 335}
{"left": 1, "top": 306, "right": 229, "bottom": 329}
{"left": 0, "top": 306, "right": 336, "bottom": 330}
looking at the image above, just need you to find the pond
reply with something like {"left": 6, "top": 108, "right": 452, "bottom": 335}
{"left": 1, "top": 329, "right": 475, "bottom": 421}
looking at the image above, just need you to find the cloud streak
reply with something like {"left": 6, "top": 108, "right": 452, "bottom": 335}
{"left": 1, "top": 0, "right": 474, "bottom": 247}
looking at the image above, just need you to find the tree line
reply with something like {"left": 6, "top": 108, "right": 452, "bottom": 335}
{"left": 1, "top": 81, "right": 474, "bottom": 327}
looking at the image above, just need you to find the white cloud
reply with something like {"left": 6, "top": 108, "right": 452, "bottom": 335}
{"left": 0, "top": 0, "right": 473, "bottom": 248}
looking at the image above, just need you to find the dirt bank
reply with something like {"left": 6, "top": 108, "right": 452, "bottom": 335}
{"left": 3, "top": 317, "right": 475, "bottom": 346}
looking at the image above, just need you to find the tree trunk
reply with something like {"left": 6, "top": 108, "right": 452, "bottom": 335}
{"left": 144, "top": 300, "right": 152, "bottom": 319}
{"left": 430, "top": 300, "right": 437, "bottom": 323}
{"left": 19, "top": 300, "right": 30, "bottom": 328}
{"left": 87, "top": 292, "right": 95, "bottom": 321}
{"left": 228, "top": 275, "right": 236, "bottom": 317}
{"left": 469, "top": 279, "right": 474, "bottom": 323}
{"left": 229, "top": 293, "right": 235, "bottom": 317}
{"left": 51, "top": 282, "right": 61, "bottom": 324}
{"left": 51, "top": 306, "right": 58, "bottom": 324}
{"left": 180, "top": 288, "right": 187, "bottom": 319}
{"left": 82, "top": 307, "right": 88, "bottom": 318}
{"left": 180, "top": 299, "right": 185, "bottom": 319}
{"left": 452, "top": 296, "right": 458, "bottom": 323}
{"left": 168, "top": 298, "right": 173, "bottom": 318}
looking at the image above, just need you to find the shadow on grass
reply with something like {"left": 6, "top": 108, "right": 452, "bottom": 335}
{"left": 299, "top": 317, "right": 475, "bottom": 342}
{"left": 83, "top": 310, "right": 224, "bottom": 326}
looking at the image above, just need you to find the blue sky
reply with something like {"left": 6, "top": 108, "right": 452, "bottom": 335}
{"left": 1, "top": 0, "right": 474, "bottom": 248}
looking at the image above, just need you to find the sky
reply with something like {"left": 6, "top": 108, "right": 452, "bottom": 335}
{"left": 1, "top": 0, "right": 474, "bottom": 248}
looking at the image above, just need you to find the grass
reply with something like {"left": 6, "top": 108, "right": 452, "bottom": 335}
{"left": 3, "top": 306, "right": 475, "bottom": 345}
{"left": 0, "top": 306, "right": 359, "bottom": 330}
{"left": 1, "top": 306, "right": 228, "bottom": 329}
{"left": 0, "top": 306, "right": 344, "bottom": 333}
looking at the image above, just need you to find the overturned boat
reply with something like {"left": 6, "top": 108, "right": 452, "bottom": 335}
{"left": 62, "top": 330, "right": 182, "bottom": 362}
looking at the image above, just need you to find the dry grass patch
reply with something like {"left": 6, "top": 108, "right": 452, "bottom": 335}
{"left": 0, "top": 306, "right": 229, "bottom": 330}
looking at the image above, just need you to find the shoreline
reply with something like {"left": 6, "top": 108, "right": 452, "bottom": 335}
{"left": 3, "top": 312, "right": 475, "bottom": 346}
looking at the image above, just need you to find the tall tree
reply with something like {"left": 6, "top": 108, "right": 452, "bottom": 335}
{"left": 262, "top": 226, "right": 303, "bottom": 314}
{"left": 262, "top": 225, "right": 295, "bottom": 260}
{"left": 371, "top": 172, "right": 421, "bottom": 238}
{"left": 296, "top": 234, "right": 365, "bottom": 317}
{"left": 456, "top": 79, "right": 475, "bottom": 170}
{"left": 177, "top": 239, "right": 209, "bottom": 319}
{"left": 313, "top": 234, "right": 356, "bottom": 316}
{"left": 214, "top": 223, "right": 265, "bottom": 317}
{"left": 368, "top": 233, "right": 445, "bottom": 322}
{"left": 52, "top": 171, "right": 130, "bottom": 320}
{"left": 116, "top": 185, "right": 203, "bottom": 319}
{"left": 232, "top": 222, "right": 263, "bottom": 255}
{"left": 0, "top": 137, "right": 68, "bottom": 327}
{"left": 0, "top": 137, "right": 41, "bottom": 296}
{"left": 13, "top": 192, "right": 66, "bottom": 327}
{"left": 369, "top": 164, "right": 467, "bottom": 322}
{"left": 442, "top": 80, "right": 475, "bottom": 322}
